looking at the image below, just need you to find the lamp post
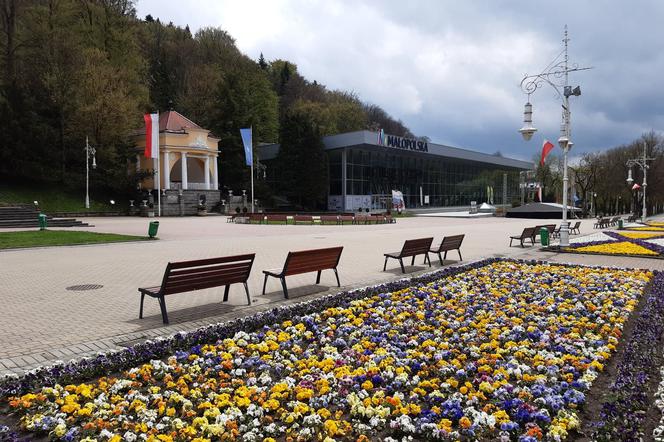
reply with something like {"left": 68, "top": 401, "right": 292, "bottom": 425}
{"left": 518, "top": 26, "right": 591, "bottom": 246}
{"left": 85, "top": 136, "right": 97, "bottom": 209}
{"left": 626, "top": 141, "right": 654, "bottom": 220}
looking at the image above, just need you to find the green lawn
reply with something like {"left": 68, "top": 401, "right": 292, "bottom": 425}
{"left": 0, "top": 230, "right": 149, "bottom": 249}
{"left": 0, "top": 183, "right": 116, "bottom": 213}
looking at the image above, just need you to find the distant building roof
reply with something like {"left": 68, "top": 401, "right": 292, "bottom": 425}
{"left": 258, "top": 130, "right": 533, "bottom": 170}
{"left": 159, "top": 110, "right": 204, "bottom": 133}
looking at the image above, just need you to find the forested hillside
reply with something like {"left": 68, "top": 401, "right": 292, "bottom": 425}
{"left": 0, "top": 0, "right": 412, "bottom": 199}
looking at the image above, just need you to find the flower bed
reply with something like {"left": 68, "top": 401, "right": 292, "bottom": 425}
{"left": 0, "top": 260, "right": 655, "bottom": 441}
{"left": 625, "top": 226, "right": 664, "bottom": 232}
{"left": 560, "top": 231, "right": 664, "bottom": 258}
{"left": 592, "top": 271, "right": 664, "bottom": 441}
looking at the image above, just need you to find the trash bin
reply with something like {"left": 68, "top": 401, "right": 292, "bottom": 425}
{"left": 38, "top": 213, "right": 47, "bottom": 231}
{"left": 618, "top": 219, "right": 624, "bottom": 230}
{"left": 148, "top": 221, "right": 160, "bottom": 238}
{"left": 540, "top": 227, "right": 549, "bottom": 246}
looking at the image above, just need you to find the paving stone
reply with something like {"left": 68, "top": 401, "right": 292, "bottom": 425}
{"left": 2, "top": 216, "right": 664, "bottom": 375}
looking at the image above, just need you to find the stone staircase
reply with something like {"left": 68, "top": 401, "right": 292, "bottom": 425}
{"left": 0, "top": 205, "right": 90, "bottom": 228}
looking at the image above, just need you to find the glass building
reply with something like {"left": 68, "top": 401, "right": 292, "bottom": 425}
{"left": 259, "top": 130, "right": 532, "bottom": 211}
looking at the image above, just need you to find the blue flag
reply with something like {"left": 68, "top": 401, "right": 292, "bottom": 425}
{"left": 240, "top": 127, "right": 253, "bottom": 166}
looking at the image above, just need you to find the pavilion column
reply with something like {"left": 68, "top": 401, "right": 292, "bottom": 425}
{"left": 163, "top": 151, "right": 171, "bottom": 189}
{"left": 181, "top": 152, "right": 188, "bottom": 190}
{"left": 204, "top": 155, "right": 211, "bottom": 190}
{"left": 212, "top": 156, "right": 218, "bottom": 190}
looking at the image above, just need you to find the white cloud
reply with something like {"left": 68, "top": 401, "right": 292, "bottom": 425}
{"left": 136, "top": 0, "right": 664, "bottom": 158}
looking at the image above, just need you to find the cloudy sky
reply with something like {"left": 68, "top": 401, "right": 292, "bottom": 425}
{"left": 136, "top": 0, "right": 664, "bottom": 161}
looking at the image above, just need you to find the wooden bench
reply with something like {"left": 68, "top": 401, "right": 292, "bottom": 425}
{"left": 570, "top": 221, "right": 581, "bottom": 234}
{"left": 266, "top": 214, "right": 288, "bottom": 224}
{"left": 262, "top": 247, "right": 343, "bottom": 298}
{"left": 249, "top": 213, "right": 265, "bottom": 224}
{"left": 430, "top": 234, "right": 464, "bottom": 265}
{"left": 294, "top": 214, "right": 314, "bottom": 225}
{"left": 138, "top": 254, "right": 255, "bottom": 324}
{"left": 383, "top": 237, "right": 434, "bottom": 273}
{"left": 594, "top": 217, "right": 609, "bottom": 229}
{"left": 339, "top": 215, "right": 354, "bottom": 225}
{"left": 509, "top": 227, "right": 536, "bottom": 247}
{"left": 320, "top": 215, "right": 339, "bottom": 225}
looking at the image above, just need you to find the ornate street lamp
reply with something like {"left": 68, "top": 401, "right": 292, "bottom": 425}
{"left": 85, "top": 136, "right": 97, "bottom": 209}
{"left": 518, "top": 26, "right": 592, "bottom": 246}
{"left": 626, "top": 141, "right": 655, "bottom": 220}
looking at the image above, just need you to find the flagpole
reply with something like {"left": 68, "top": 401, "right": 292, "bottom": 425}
{"left": 156, "top": 111, "right": 161, "bottom": 217}
{"left": 250, "top": 126, "right": 255, "bottom": 213}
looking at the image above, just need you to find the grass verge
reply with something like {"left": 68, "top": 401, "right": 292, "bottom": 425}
{"left": 0, "top": 230, "right": 149, "bottom": 250}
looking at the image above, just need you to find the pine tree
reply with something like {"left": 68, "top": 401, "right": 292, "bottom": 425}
{"left": 276, "top": 111, "right": 328, "bottom": 209}
{"left": 258, "top": 52, "right": 267, "bottom": 70}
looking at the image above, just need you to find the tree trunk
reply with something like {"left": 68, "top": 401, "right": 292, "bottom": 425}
{"left": 1, "top": 0, "right": 17, "bottom": 85}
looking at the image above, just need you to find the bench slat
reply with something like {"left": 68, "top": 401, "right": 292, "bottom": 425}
{"left": 165, "top": 268, "right": 252, "bottom": 289}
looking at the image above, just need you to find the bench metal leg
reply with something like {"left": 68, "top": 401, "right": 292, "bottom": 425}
{"left": 139, "top": 292, "right": 145, "bottom": 319}
{"left": 444, "top": 250, "right": 448, "bottom": 261}
{"left": 280, "top": 277, "right": 289, "bottom": 299}
{"left": 509, "top": 238, "right": 514, "bottom": 247}
{"left": 158, "top": 295, "right": 169, "bottom": 324}
{"left": 411, "top": 255, "right": 415, "bottom": 266}
{"left": 458, "top": 249, "right": 462, "bottom": 261}
{"left": 399, "top": 258, "right": 405, "bottom": 273}
{"left": 262, "top": 274, "right": 269, "bottom": 295}
{"left": 383, "top": 256, "right": 388, "bottom": 271}
{"left": 243, "top": 282, "right": 251, "bottom": 305}
{"left": 334, "top": 268, "right": 340, "bottom": 287}
{"left": 223, "top": 285, "right": 230, "bottom": 302}
{"left": 316, "top": 270, "right": 322, "bottom": 284}
{"left": 436, "top": 252, "right": 443, "bottom": 266}
{"left": 425, "top": 252, "right": 431, "bottom": 267}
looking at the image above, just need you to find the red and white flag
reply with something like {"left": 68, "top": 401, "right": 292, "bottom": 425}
{"left": 540, "top": 139, "right": 555, "bottom": 166}
{"left": 144, "top": 113, "right": 159, "bottom": 159}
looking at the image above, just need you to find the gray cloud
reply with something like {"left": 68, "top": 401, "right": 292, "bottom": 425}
{"left": 136, "top": 0, "right": 664, "bottom": 159}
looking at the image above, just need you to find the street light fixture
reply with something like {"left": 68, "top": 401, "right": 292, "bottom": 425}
{"left": 85, "top": 136, "right": 97, "bottom": 209}
{"left": 518, "top": 26, "right": 592, "bottom": 247}
{"left": 626, "top": 141, "right": 654, "bottom": 220}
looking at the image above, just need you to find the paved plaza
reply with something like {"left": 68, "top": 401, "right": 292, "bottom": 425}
{"left": 1, "top": 215, "right": 663, "bottom": 377}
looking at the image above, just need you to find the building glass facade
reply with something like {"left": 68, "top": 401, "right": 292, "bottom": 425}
{"left": 259, "top": 130, "right": 532, "bottom": 212}
{"left": 329, "top": 147, "right": 523, "bottom": 210}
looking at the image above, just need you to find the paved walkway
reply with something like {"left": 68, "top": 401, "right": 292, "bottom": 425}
{"left": 1, "top": 215, "right": 663, "bottom": 376}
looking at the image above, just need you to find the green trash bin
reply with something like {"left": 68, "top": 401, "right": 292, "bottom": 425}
{"left": 38, "top": 213, "right": 47, "bottom": 231}
{"left": 148, "top": 221, "right": 160, "bottom": 238}
{"left": 540, "top": 227, "right": 549, "bottom": 246}
{"left": 618, "top": 219, "right": 624, "bottom": 230}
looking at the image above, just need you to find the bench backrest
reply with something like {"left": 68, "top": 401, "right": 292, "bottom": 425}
{"left": 400, "top": 237, "right": 434, "bottom": 256}
{"left": 283, "top": 247, "right": 344, "bottom": 276}
{"left": 266, "top": 214, "right": 288, "bottom": 222}
{"left": 339, "top": 215, "right": 354, "bottom": 221}
{"left": 294, "top": 215, "right": 313, "bottom": 222}
{"left": 436, "top": 234, "right": 465, "bottom": 251}
{"left": 250, "top": 213, "right": 264, "bottom": 221}
{"left": 573, "top": 221, "right": 581, "bottom": 229}
{"left": 521, "top": 227, "right": 536, "bottom": 238}
{"left": 161, "top": 254, "right": 255, "bottom": 295}
{"left": 320, "top": 215, "right": 339, "bottom": 222}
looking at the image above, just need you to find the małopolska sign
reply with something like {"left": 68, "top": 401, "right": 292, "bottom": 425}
{"left": 378, "top": 132, "right": 428, "bottom": 152}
